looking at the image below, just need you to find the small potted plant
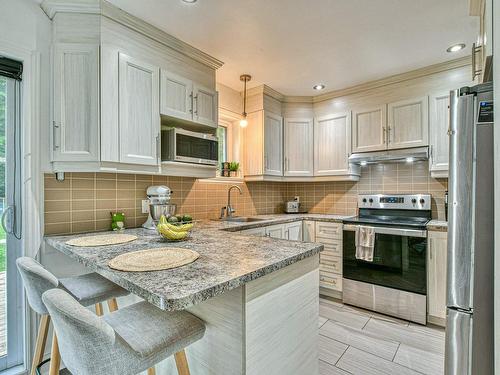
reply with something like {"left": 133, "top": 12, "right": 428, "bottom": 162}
{"left": 229, "top": 162, "right": 240, "bottom": 177}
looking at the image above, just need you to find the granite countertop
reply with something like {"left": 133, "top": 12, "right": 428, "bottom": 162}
{"left": 427, "top": 220, "right": 448, "bottom": 231}
{"left": 45, "top": 217, "right": 327, "bottom": 312}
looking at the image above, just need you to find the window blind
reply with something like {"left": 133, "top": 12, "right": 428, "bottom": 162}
{"left": 0, "top": 56, "right": 22, "bottom": 80}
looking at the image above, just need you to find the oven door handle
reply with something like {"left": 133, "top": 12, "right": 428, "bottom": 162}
{"left": 343, "top": 224, "right": 427, "bottom": 238}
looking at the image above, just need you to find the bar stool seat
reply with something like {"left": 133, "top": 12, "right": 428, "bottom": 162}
{"left": 43, "top": 289, "right": 206, "bottom": 375}
{"left": 60, "top": 273, "right": 129, "bottom": 307}
{"left": 103, "top": 301, "right": 205, "bottom": 358}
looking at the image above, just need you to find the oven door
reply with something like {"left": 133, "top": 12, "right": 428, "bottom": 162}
{"left": 163, "top": 128, "right": 218, "bottom": 165}
{"left": 343, "top": 224, "right": 427, "bottom": 295}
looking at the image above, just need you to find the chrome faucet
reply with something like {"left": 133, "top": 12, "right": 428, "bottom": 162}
{"left": 220, "top": 185, "right": 242, "bottom": 219}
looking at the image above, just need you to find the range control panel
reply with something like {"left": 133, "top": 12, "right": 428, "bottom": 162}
{"left": 358, "top": 194, "right": 431, "bottom": 210}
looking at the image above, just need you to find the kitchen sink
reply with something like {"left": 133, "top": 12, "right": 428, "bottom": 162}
{"left": 222, "top": 217, "right": 266, "bottom": 223}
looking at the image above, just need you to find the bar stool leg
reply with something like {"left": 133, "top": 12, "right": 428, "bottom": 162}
{"left": 95, "top": 302, "right": 104, "bottom": 316}
{"left": 48, "top": 333, "right": 61, "bottom": 375}
{"left": 147, "top": 368, "right": 156, "bottom": 375}
{"left": 30, "top": 315, "right": 50, "bottom": 375}
{"left": 174, "top": 350, "right": 190, "bottom": 375}
{"left": 107, "top": 298, "right": 118, "bottom": 312}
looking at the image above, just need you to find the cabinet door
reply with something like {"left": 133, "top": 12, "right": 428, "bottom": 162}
{"left": 352, "top": 106, "right": 387, "bottom": 152}
{"left": 160, "top": 70, "right": 193, "bottom": 121}
{"left": 242, "top": 111, "right": 264, "bottom": 176}
{"left": 284, "top": 118, "right": 314, "bottom": 177}
{"left": 193, "top": 84, "right": 218, "bottom": 128}
{"left": 429, "top": 92, "right": 450, "bottom": 174}
{"left": 303, "top": 220, "right": 316, "bottom": 242}
{"left": 265, "top": 224, "right": 284, "bottom": 239}
{"left": 388, "top": 96, "right": 429, "bottom": 149}
{"left": 264, "top": 112, "right": 283, "bottom": 176}
{"left": 427, "top": 231, "right": 448, "bottom": 322}
{"left": 284, "top": 222, "right": 302, "bottom": 241}
{"left": 53, "top": 43, "right": 99, "bottom": 162}
{"left": 118, "top": 53, "right": 160, "bottom": 165}
{"left": 314, "top": 112, "right": 351, "bottom": 176}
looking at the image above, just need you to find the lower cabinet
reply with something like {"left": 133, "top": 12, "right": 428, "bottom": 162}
{"left": 315, "top": 222, "right": 343, "bottom": 294}
{"left": 427, "top": 230, "right": 448, "bottom": 326}
{"left": 265, "top": 224, "right": 285, "bottom": 239}
{"left": 302, "top": 220, "right": 316, "bottom": 242}
{"left": 283, "top": 222, "right": 302, "bottom": 241}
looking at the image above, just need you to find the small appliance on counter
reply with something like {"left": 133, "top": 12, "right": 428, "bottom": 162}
{"left": 284, "top": 197, "right": 305, "bottom": 213}
{"left": 142, "top": 185, "right": 176, "bottom": 230}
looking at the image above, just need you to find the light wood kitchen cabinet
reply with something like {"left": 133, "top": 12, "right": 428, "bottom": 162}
{"left": 52, "top": 43, "right": 99, "bottom": 162}
{"left": 314, "top": 112, "right": 352, "bottom": 176}
{"left": 429, "top": 91, "right": 450, "bottom": 177}
{"left": 118, "top": 52, "right": 160, "bottom": 165}
{"left": 243, "top": 110, "right": 283, "bottom": 178}
{"left": 193, "top": 83, "right": 218, "bottom": 127}
{"left": 315, "top": 222, "right": 343, "bottom": 294}
{"left": 351, "top": 106, "right": 387, "bottom": 153}
{"left": 160, "top": 70, "right": 218, "bottom": 128}
{"left": 160, "top": 70, "right": 193, "bottom": 122}
{"left": 387, "top": 96, "right": 429, "bottom": 149}
{"left": 265, "top": 224, "right": 285, "bottom": 239}
{"left": 302, "top": 220, "right": 316, "bottom": 242}
{"left": 284, "top": 221, "right": 302, "bottom": 241}
{"left": 284, "top": 118, "right": 314, "bottom": 177}
{"left": 427, "top": 230, "right": 448, "bottom": 326}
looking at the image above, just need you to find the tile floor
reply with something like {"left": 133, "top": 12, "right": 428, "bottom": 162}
{"left": 318, "top": 297, "right": 445, "bottom": 375}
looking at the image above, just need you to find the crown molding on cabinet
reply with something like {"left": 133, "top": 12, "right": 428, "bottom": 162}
{"left": 242, "top": 56, "right": 471, "bottom": 105}
{"left": 40, "top": 0, "right": 225, "bottom": 70}
{"left": 41, "top": 0, "right": 100, "bottom": 18}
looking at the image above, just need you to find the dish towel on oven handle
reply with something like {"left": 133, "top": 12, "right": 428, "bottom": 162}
{"left": 355, "top": 226, "right": 375, "bottom": 262}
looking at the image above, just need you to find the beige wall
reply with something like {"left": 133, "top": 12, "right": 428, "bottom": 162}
{"left": 44, "top": 160, "right": 445, "bottom": 235}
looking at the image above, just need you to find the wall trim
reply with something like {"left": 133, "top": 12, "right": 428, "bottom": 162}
{"left": 40, "top": 0, "right": 225, "bottom": 70}
{"left": 243, "top": 56, "right": 471, "bottom": 104}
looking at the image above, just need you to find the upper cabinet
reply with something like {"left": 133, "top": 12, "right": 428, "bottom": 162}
{"left": 52, "top": 43, "right": 99, "bottom": 162}
{"left": 118, "top": 53, "right": 160, "bottom": 166}
{"left": 429, "top": 92, "right": 450, "bottom": 177}
{"left": 352, "top": 106, "right": 386, "bottom": 153}
{"left": 284, "top": 118, "right": 314, "bottom": 177}
{"left": 387, "top": 96, "right": 429, "bottom": 149}
{"left": 242, "top": 110, "right": 283, "bottom": 178}
{"left": 314, "top": 112, "right": 352, "bottom": 176}
{"left": 160, "top": 70, "right": 218, "bottom": 128}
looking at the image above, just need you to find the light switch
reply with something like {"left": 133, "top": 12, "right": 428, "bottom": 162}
{"left": 141, "top": 200, "right": 150, "bottom": 214}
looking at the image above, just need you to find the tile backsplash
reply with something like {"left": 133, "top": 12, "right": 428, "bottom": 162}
{"left": 44, "top": 161, "right": 447, "bottom": 235}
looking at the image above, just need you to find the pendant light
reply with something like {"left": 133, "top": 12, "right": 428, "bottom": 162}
{"left": 239, "top": 74, "right": 251, "bottom": 127}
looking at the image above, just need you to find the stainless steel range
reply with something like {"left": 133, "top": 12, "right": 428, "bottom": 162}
{"left": 342, "top": 194, "right": 431, "bottom": 324}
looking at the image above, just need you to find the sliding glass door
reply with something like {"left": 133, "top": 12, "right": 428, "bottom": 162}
{"left": 0, "top": 66, "right": 24, "bottom": 371}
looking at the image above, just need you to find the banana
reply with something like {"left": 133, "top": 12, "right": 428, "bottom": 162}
{"left": 159, "top": 215, "right": 168, "bottom": 225}
{"left": 157, "top": 224, "right": 188, "bottom": 240}
{"left": 165, "top": 222, "right": 194, "bottom": 232}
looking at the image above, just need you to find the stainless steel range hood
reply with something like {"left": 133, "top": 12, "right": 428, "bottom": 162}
{"left": 348, "top": 146, "right": 429, "bottom": 165}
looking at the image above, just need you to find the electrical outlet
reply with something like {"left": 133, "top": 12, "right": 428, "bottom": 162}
{"left": 141, "top": 200, "right": 150, "bottom": 214}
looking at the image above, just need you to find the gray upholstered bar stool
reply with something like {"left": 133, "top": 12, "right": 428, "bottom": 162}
{"left": 16, "top": 257, "right": 129, "bottom": 375}
{"left": 42, "top": 288, "right": 206, "bottom": 375}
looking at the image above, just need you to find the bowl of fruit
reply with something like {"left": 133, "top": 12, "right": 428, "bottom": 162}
{"left": 156, "top": 214, "right": 194, "bottom": 241}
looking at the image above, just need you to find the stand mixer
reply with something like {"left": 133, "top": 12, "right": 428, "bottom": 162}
{"left": 142, "top": 185, "right": 176, "bottom": 230}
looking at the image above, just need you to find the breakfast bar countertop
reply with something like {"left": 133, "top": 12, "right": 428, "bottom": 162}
{"left": 45, "top": 217, "right": 331, "bottom": 311}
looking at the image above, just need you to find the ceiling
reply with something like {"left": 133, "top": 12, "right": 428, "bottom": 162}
{"left": 107, "top": 0, "right": 478, "bottom": 96}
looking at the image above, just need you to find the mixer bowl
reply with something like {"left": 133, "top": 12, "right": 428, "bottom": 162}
{"left": 150, "top": 203, "right": 177, "bottom": 222}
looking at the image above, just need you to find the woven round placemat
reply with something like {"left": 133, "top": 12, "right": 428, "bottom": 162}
{"left": 66, "top": 234, "right": 138, "bottom": 247}
{"left": 108, "top": 247, "right": 200, "bottom": 272}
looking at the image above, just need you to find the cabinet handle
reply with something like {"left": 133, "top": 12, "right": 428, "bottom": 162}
{"left": 193, "top": 94, "right": 198, "bottom": 115}
{"left": 156, "top": 134, "right": 161, "bottom": 162}
{"left": 53, "top": 121, "right": 60, "bottom": 150}
{"left": 189, "top": 93, "right": 193, "bottom": 114}
{"left": 383, "top": 127, "right": 387, "bottom": 144}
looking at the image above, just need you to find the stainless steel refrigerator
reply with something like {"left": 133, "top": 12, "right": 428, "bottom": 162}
{"left": 446, "top": 82, "right": 494, "bottom": 375}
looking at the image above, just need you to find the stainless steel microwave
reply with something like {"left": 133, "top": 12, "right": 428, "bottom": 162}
{"left": 161, "top": 128, "right": 218, "bottom": 165}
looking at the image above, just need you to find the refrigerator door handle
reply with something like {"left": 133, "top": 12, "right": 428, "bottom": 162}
{"left": 447, "top": 90, "right": 475, "bottom": 310}
{"left": 445, "top": 308, "right": 472, "bottom": 375}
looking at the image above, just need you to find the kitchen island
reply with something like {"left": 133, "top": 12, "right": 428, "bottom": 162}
{"left": 45, "top": 219, "right": 324, "bottom": 375}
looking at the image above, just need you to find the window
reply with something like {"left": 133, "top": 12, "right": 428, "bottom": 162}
{"left": 216, "top": 125, "right": 227, "bottom": 165}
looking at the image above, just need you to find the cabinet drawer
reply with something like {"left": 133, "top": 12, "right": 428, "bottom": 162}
{"left": 319, "top": 240, "right": 342, "bottom": 257}
{"left": 320, "top": 255, "right": 342, "bottom": 274}
{"left": 319, "top": 273, "right": 342, "bottom": 291}
{"left": 315, "top": 222, "right": 343, "bottom": 239}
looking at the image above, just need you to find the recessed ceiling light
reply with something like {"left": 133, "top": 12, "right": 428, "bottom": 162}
{"left": 182, "top": 0, "right": 197, "bottom": 3}
{"left": 313, "top": 84, "right": 325, "bottom": 91}
{"left": 406, "top": 157, "right": 415, "bottom": 163}
{"left": 446, "top": 43, "right": 466, "bottom": 53}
